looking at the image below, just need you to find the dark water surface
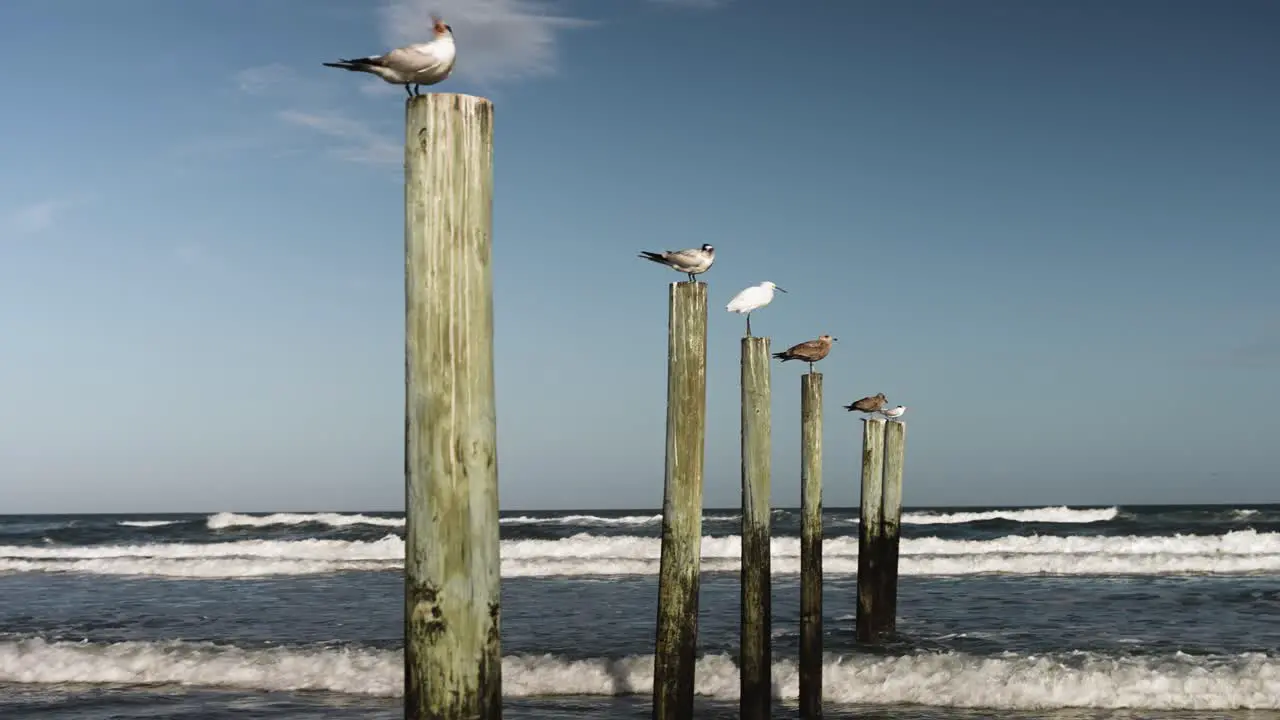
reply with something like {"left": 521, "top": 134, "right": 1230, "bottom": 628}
{"left": 2, "top": 504, "right": 1279, "bottom": 719}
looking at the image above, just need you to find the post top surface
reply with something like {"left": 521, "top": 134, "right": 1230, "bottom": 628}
{"left": 406, "top": 92, "right": 493, "bottom": 106}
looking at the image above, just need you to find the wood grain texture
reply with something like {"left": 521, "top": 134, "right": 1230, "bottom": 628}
{"left": 403, "top": 93, "right": 501, "bottom": 720}
{"left": 880, "top": 420, "right": 907, "bottom": 636}
{"left": 652, "top": 281, "right": 708, "bottom": 720}
{"left": 739, "top": 336, "right": 772, "bottom": 720}
{"left": 799, "top": 372, "right": 824, "bottom": 719}
{"left": 855, "top": 418, "right": 887, "bottom": 643}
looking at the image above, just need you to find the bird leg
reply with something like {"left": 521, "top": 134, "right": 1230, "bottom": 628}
{"left": 746, "top": 314, "right": 753, "bottom": 337}
{"left": 686, "top": 272, "right": 696, "bottom": 283}
{"left": 413, "top": 84, "right": 421, "bottom": 96}
{"left": 404, "top": 84, "right": 413, "bottom": 98}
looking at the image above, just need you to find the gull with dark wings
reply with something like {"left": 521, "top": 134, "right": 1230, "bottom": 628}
{"left": 772, "top": 334, "right": 838, "bottom": 373}
{"left": 843, "top": 393, "right": 888, "bottom": 415}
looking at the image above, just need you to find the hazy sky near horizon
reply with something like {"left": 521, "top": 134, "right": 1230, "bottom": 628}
{"left": 2, "top": 0, "right": 1278, "bottom": 514}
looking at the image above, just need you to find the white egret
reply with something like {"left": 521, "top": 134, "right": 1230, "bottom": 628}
{"left": 725, "top": 281, "right": 786, "bottom": 336}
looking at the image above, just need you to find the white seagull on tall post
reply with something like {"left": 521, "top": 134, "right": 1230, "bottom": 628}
{"left": 879, "top": 405, "right": 906, "bottom": 419}
{"left": 323, "top": 15, "right": 456, "bottom": 97}
{"left": 637, "top": 244, "right": 715, "bottom": 283}
{"left": 726, "top": 281, "right": 787, "bottom": 337}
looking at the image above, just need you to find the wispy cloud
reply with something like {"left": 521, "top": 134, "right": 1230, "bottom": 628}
{"left": 277, "top": 110, "right": 400, "bottom": 165}
{"left": 234, "top": 63, "right": 301, "bottom": 96}
{"left": 379, "top": 0, "right": 595, "bottom": 86}
{"left": 231, "top": 0, "right": 722, "bottom": 166}
{"left": 4, "top": 199, "right": 65, "bottom": 236}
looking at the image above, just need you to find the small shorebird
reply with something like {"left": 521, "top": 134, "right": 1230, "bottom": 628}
{"left": 843, "top": 393, "right": 888, "bottom": 415}
{"left": 772, "top": 335, "right": 838, "bottom": 373}
{"left": 726, "top": 281, "right": 787, "bottom": 336}
{"left": 323, "top": 16, "right": 456, "bottom": 97}
{"left": 637, "top": 244, "right": 715, "bottom": 282}
{"left": 879, "top": 405, "right": 907, "bottom": 419}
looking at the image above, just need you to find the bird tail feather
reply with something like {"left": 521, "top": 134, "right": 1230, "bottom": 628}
{"left": 323, "top": 58, "right": 382, "bottom": 71}
{"left": 637, "top": 251, "right": 666, "bottom": 264}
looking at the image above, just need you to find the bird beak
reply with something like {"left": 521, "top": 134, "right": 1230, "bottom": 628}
{"left": 832, "top": 337, "right": 839, "bottom": 341}
{"left": 775, "top": 287, "right": 788, "bottom": 293}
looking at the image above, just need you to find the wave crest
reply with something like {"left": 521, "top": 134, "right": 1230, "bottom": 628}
{"left": 1, "top": 639, "right": 1277, "bottom": 709}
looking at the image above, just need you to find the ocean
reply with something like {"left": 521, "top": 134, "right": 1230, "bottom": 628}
{"left": 1, "top": 504, "right": 1278, "bottom": 719}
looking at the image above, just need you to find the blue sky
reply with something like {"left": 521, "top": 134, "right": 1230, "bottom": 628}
{"left": 1, "top": 0, "right": 1277, "bottom": 514}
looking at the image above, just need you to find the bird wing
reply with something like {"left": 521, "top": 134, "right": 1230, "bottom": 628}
{"left": 726, "top": 286, "right": 762, "bottom": 312}
{"left": 383, "top": 44, "right": 451, "bottom": 74}
{"left": 784, "top": 339, "right": 824, "bottom": 357}
{"left": 663, "top": 248, "right": 701, "bottom": 262}
{"left": 663, "top": 248, "right": 712, "bottom": 271}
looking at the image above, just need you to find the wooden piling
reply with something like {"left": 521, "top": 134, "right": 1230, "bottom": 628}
{"left": 403, "top": 94, "right": 501, "bottom": 720}
{"left": 652, "top": 281, "right": 708, "bottom": 720}
{"left": 739, "top": 336, "right": 772, "bottom": 720}
{"left": 798, "top": 373, "right": 823, "bottom": 719}
{"left": 880, "top": 420, "right": 907, "bottom": 631}
{"left": 855, "top": 418, "right": 887, "bottom": 643}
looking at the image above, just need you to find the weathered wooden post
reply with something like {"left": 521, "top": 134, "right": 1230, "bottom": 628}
{"left": 652, "top": 281, "right": 708, "bottom": 720}
{"left": 739, "top": 336, "right": 772, "bottom": 720}
{"left": 855, "top": 417, "right": 887, "bottom": 643}
{"left": 403, "top": 94, "right": 501, "bottom": 720}
{"left": 880, "top": 420, "right": 906, "bottom": 629}
{"left": 798, "top": 373, "right": 823, "bottom": 719}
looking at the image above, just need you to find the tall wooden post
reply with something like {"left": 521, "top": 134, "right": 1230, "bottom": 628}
{"left": 798, "top": 373, "right": 823, "bottom": 718}
{"left": 652, "top": 281, "right": 708, "bottom": 720}
{"left": 880, "top": 420, "right": 907, "bottom": 631}
{"left": 403, "top": 94, "right": 501, "bottom": 720}
{"left": 739, "top": 336, "right": 772, "bottom": 720}
{"left": 855, "top": 418, "right": 887, "bottom": 643}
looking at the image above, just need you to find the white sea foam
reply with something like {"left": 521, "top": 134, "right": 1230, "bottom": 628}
{"left": 902, "top": 506, "right": 1119, "bottom": 525}
{"left": 117, "top": 520, "right": 181, "bottom": 528}
{"left": 206, "top": 512, "right": 743, "bottom": 529}
{"left": 0, "top": 639, "right": 1277, "bottom": 709}
{"left": 207, "top": 512, "right": 403, "bottom": 529}
{"left": 201, "top": 506, "right": 1130, "bottom": 530}
{"left": 3, "top": 530, "right": 1280, "bottom": 578}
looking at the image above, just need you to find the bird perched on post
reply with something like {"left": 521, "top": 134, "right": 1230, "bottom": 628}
{"left": 637, "top": 244, "right": 715, "bottom": 283}
{"left": 323, "top": 16, "right": 456, "bottom": 97}
{"left": 843, "top": 393, "right": 888, "bottom": 415}
{"left": 726, "top": 281, "right": 787, "bottom": 337}
{"left": 772, "top": 335, "right": 838, "bottom": 373}
{"left": 879, "top": 405, "right": 907, "bottom": 419}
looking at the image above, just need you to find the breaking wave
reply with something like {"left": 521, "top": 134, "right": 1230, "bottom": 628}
{"left": 0, "top": 639, "right": 1277, "bottom": 709}
{"left": 902, "top": 506, "right": 1119, "bottom": 525}
{"left": 116, "top": 520, "right": 181, "bottom": 528}
{"left": 202, "top": 506, "right": 1125, "bottom": 530}
{"left": 2, "top": 530, "right": 1278, "bottom": 579}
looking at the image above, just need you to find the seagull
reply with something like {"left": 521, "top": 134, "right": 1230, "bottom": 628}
{"left": 879, "top": 405, "right": 907, "bottom": 419}
{"left": 637, "top": 244, "right": 715, "bottom": 283}
{"left": 726, "top": 281, "right": 787, "bottom": 337}
{"left": 323, "top": 16, "right": 456, "bottom": 98}
{"left": 772, "top": 335, "right": 838, "bottom": 373}
{"left": 843, "top": 393, "right": 888, "bottom": 415}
